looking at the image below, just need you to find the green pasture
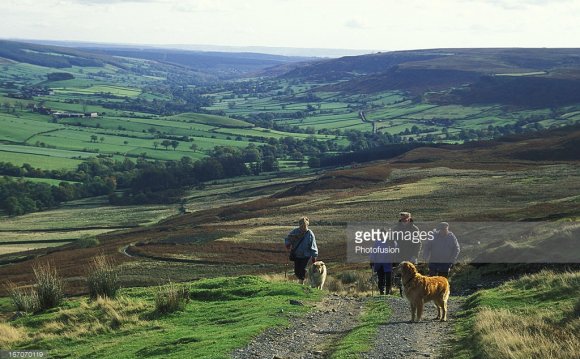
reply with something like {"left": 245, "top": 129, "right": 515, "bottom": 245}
{"left": 214, "top": 127, "right": 336, "bottom": 140}
{"left": 119, "top": 116, "right": 218, "bottom": 132}
{"left": 0, "top": 113, "right": 62, "bottom": 142}
{"left": 26, "top": 126, "right": 250, "bottom": 158}
{"left": 53, "top": 85, "right": 141, "bottom": 97}
{"left": 41, "top": 100, "right": 110, "bottom": 114}
{"left": 0, "top": 150, "right": 84, "bottom": 170}
{"left": 0, "top": 95, "right": 36, "bottom": 108}
{"left": 0, "top": 144, "right": 91, "bottom": 159}
{"left": 26, "top": 128, "right": 196, "bottom": 158}
{"left": 166, "top": 113, "right": 253, "bottom": 128}
{"left": 404, "top": 105, "right": 497, "bottom": 120}
{"left": 44, "top": 78, "right": 106, "bottom": 88}
{"left": 365, "top": 102, "right": 437, "bottom": 121}
{"left": 0, "top": 63, "right": 52, "bottom": 84}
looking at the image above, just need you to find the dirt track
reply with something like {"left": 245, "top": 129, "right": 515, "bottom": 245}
{"left": 362, "top": 296, "right": 461, "bottom": 359}
{"left": 231, "top": 293, "right": 461, "bottom": 359}
{"left": 232, "top": 294, "right": 365, "bottom": 359}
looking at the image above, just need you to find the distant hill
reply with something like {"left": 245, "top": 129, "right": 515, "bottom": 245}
{"left": 0, "top": 40, "right": 123, "bottom": 69}
{"left": 16, "top": 39, "right": 375, "bottom": 58}
{"left": 87, "top": 47, "right": 312, "bottom": 78}
{"left": 283, "top": 48, "right": 580, "bottom": 80}
{"left": 0, "top": 39, "right": 312, "bottom": 80}
{"left": 281, "top": 48, "right": 580, "bottom": 107}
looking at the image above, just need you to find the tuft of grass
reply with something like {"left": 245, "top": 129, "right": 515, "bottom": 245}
{"left": 33, "top": 262, "right": 64, "bottom": 310}
{"left": 154, "top": 281, "right": 190, "bottom": 314}
{"left": 0, "top": 322, "right": 26, "bottom": 348}
{"left": 87, "top": 254, "right": 120, "bottom": 299}
{"left": 449, "top": 270, "right": 580, "bottom": 359}
{"left": 30, "top": 296, "right": 149, "bottom": 342}
{"left": 6, "top": 283, "right": 39, "bottom": 313}
{"left": 330, "top": 299, "right": 391, "bottom": 358}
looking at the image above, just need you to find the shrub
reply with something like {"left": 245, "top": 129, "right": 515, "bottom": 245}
{"left": 155, "top": 282, "right": 189, "bottom": 314}
{"left": 337, "top": 271, "right": 359, "bottom": 284}
{"left": 7, "top": 283, "right": 39, "bottom": 313}
{"left": 76, "top": 235, "right": 100, "bottom": 248}
{"left": 356, "top": 272, "right": 373, "bottom": 293}
{"left": 325, "top": 276, "right": 344, "bottom": 293}
{"left": 87, "top": 254, "right": 119, "bottom": 299}
{"left": 33, "top": 262, "right": 64, "bottom": 310}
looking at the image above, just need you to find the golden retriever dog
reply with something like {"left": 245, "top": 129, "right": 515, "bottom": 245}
{"left": 397, "top": 261, "right": 450, "bottom": 322}
{"left": 308, "top": 261, "right": 327, "bottom": 289}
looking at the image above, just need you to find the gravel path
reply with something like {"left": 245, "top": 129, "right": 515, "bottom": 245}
{"left": 231, "top": 294, "right": 365, "bottom": 359}
{"left": 362, "top": 295, "right": 462, "bottom": 359}
{"left": 231, "top": 294, "right": 462, "bottom": 359}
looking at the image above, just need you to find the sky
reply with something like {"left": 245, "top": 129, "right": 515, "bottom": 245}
{"left": 1, "top": 0, "right": 579, "bottom": 53}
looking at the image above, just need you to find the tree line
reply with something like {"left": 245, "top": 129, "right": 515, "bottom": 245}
{"left": 0, "top": 134, "right": 337, "bottom": 215}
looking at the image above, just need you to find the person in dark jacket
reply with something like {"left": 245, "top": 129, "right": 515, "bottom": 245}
{"left": 285, "top": 216, "right": 318, "bottom": 284}
{"left": 369, "top": 239, "right": 395, "bottom": 295}
{"left": 423, "top": 222, "right": 460, "bottom": 278}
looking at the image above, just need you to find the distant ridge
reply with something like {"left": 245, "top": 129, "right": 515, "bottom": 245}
{"left": 4, "top": 38, "right": 378, "bottom": 58}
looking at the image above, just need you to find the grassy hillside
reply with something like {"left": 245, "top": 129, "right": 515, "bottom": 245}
{"left": 0, "top": 276, "right": 321, "bottom": 358}
{"left": 166, "top": 113, "right": 254, "bottom": 128}
{"left": 449, "top": 270, "right": 580, "bottom": 358}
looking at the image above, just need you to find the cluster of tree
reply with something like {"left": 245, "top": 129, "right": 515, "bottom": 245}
{"left": 433, "top": 120, "right": 557, "bottom": 142}
{"left": 46, "top": 72, "right": 75, "bottom": 81}
{"left": 317, "top": 143, "right": 425, "bottom": 167}
{"left": 102, "top": 95, "right": 211, "bottom": 115}
{"left": 0, "top": 129, "right": 348, "bottom": 214}
{"left": 0, "top": 176, "right": 115, "bottom": 216}
{"left": 206, "top": 79, "right": 284, "bottom": 97}
{"left": 344, "top": 130, "right": 406, "bottom": 151}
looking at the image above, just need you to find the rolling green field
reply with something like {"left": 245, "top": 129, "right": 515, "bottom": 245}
{"left": 0, "top": 277, "right": 322, "bottom": 358}
{"left": 53, "top": 85, "right": 142, "bottom": 97}
{"left": 3, "top": 51, "right": 580, "bottom": 175}
{"left": 0, "top": 149, "right": 84, "bottom": 170}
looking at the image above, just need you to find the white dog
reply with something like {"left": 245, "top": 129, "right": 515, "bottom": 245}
{"left": 308, "top": 261, "right": 327, "bottom": 289}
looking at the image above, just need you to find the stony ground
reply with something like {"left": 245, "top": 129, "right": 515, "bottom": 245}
{"left": 231, "top": 294, "right": 365, "bottom": 359}
{"left": 362, "top": 296, "right": 462, "bottom": 359}
{"left": 231, "top": 293, "right": 462, "bottom": 359}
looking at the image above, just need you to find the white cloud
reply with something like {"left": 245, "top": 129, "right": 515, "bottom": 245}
{"left": 344, "top": 18, "right": 368, "bottom": 29}
{"left": 469, "top": 0, "right": 573, "bottom": 10}
{"left": 1, "top": 0, "right": 579, "bottom": 51}
{"left": 63, "top": 0, "right": 161, "bottom": 4}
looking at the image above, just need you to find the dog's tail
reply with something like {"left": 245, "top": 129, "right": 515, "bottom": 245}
{"left": 443, "top": 279, "right": 450, "bottom": 302}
